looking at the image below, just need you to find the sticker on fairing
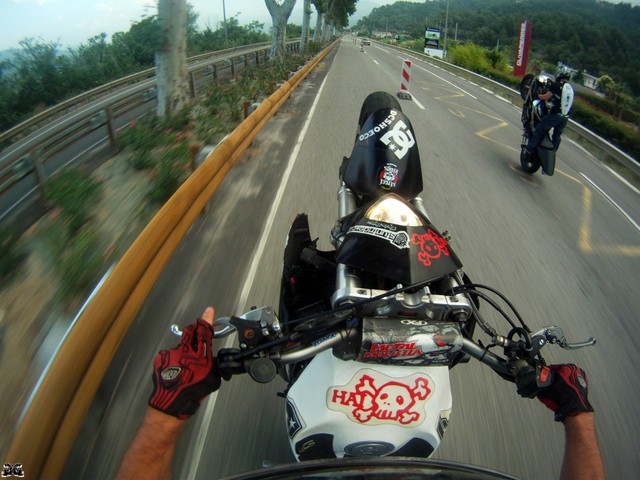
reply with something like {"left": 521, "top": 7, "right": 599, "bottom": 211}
{"left": 411, "top": 230, "right": 450, "bottom": 267}
{"left": 348, "top": 225, "right": 410, "bottom": 249}
{"left": 286, "top": 398, "right": 306, "bottom": 439}
{"left": 378, "top": 163, "right": 399, "bottom": 189}
{"left": 380, "top": 120, "right": 415, "bottom": 160}
{"left": 327, "top": 370, "right": 433, "bottom": 427}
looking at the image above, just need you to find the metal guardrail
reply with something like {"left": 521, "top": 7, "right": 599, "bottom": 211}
{"left": 381, "top": 41, "right": 640, "bottom": 177}
{"left": 0, "top": 41, "right": 276, "bottom": 146}
{"left": 0, "top": 40, "right": 301, "bottom": 226}
{"left": 6, "top": 39, "right": 339, "bottom": 480}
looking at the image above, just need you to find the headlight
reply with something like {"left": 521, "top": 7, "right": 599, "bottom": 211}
{"left": 365, "top": 194, "right": 424, "bottom": 226}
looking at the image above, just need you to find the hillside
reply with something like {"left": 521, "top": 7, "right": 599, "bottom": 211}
{"left": 355, "top": 0, "right": 640, "bottom": 96}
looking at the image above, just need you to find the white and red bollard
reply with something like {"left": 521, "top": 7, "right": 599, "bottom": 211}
{"left": 398, "top": 59, "right": 412, "bottom": 100}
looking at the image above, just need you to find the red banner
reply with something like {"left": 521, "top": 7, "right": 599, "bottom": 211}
{"left": 513, "top": 20, "right": 532, "bottom": 77}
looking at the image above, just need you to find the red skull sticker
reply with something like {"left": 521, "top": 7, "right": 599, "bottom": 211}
{"left": 327, "top": 371, "right": 433, "bottom": 426}
{"left": 411, "top": 230, "right": 450, "bottom": 267}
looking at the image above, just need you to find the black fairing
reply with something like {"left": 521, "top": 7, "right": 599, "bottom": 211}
{"left": 342, "top": 108, "right": 423, "bottom": 200}
{"left": 336, "top": 199, "right": 462, "bottom": 285}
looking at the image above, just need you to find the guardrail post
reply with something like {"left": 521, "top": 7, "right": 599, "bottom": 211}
{"left": 230, "top": 58, "right": 235, "bottom": 77}
{"left": 189, "top": 71, "right": 197, "bottom": 98}
{"left": 31, "top": 148, "right": 47, "bottom": 192}
{"left": 105, "top": 107, "right": 117, "bottom": 146}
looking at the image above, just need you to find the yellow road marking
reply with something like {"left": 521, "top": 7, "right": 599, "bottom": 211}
{"left": 578, "top": 183, "right": 640, "bottom": 256}
{"left": 426, "top": 83, "right": 639, "bottom": 257}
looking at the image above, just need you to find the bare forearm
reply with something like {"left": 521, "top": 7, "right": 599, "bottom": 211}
{"left": 116, "top": 408, "right": 183, "bottom": 480}
{"left": 561, "top": 413, "right": 605, "bottom": 480}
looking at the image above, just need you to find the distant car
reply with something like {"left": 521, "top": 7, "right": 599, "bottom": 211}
{"left": 362, "top": 38, "right": 371, "bottom": 45}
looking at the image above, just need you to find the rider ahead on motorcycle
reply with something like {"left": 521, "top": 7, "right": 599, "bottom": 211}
{"left": 524, "top": 66, "right": 572, "bottom": 157}
{"left": 115, "top": 306, "right": 605, "bottom": 480}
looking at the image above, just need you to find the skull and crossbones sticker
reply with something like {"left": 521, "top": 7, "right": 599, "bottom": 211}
{"left": 327, "top": 371, "right": 433, "bottom": 426}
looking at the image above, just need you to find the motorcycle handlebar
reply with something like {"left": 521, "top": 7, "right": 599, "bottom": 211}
{"left": 211, "top": 309, "right": 594, "bottom": 384}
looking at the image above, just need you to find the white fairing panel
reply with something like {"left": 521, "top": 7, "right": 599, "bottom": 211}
{"left": 561, "top": 83, "right": 574, "bottom": 116}
{"left": 286, "top": 350, "right": 452, "bottom": 459}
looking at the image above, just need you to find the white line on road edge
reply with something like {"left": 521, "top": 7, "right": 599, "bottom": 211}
{"left": 603, "top": 164, "right": 640, "bottom": 196}
{"left": 580, "top": 172, "right": 640, "bottom": 233}
{"left": 411, "top": 62, "right": 478, "bottom": 100}
{"left": 411, "top": 95, "right": 425, "bottom": 110}
{"left": 373, "top": 59, "right": 379, "bottom": 65}
{"left": 186, "top": 72, "right": 331, "bottom": 480}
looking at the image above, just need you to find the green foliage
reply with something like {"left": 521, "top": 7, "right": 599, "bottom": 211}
{"left": 147, "top": 142, "right": 192, "bottom": 204}
{"left": 0, "top": 15, "right": 269, "bottom": 133}
{"left": 306, "top": 41, "right": 324, "bottom": 55}
{"left": 117, "top": 110, "right": 194, "bottom": 170}
{"left": 449, "top": 43, "right": 492, "bottom": 74}
{"left": 41, "top": 220, "right": 104, "bottom": 301}
{"left": 0, "top": 224, "right": 27, "bottom": 284}
{"left": 43, "top": 167, "right": 103, "bottom": 234}
{"left": 571, "top": 100, "right": 640, "bottom": 160}
{"left": 355, "top": 0, "right": 640, "bottom": 97}
{"left": 187, "top": 18, "right": 269, "bottom": 53}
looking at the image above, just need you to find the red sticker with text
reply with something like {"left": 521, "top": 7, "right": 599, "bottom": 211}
{"left": 327, "top": 371, "right": 433, "bottom": 426}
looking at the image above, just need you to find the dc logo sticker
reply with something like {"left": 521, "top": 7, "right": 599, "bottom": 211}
{"left": 380, "top": 120, "right": 415, "bottom": 160}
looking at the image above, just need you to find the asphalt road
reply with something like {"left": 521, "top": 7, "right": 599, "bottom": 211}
{"left": 64, "top": 37, "right": 640, "bottom": 479}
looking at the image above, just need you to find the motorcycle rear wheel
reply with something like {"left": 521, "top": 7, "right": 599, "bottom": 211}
{"left": 520, "top": 147, "right": 540, "bottom": 174}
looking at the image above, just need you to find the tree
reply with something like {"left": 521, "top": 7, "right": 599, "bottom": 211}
{"left": 312, "top": 0, "right": 326, "bottom": 42}
{"left": 265, "top": 0, "right": 297, "bottom": 61}
{"left": 597, "top": 75, "right": 631, "bottom": 120}
{"left": 300, "top": 0, "right": 312, "bottom": 51}
{"left": 156, "top": 0, "right": 190, "bottom": 116}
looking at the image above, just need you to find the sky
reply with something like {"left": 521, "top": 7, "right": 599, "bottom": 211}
{"left": 0, "top": 0, "right": 413, "bottom": 51}
{"left": 1, "top": 0, "right": 638, "bottom": 52}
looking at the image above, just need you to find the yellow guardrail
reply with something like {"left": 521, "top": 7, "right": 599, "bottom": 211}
{"left": 7, "top": 39, "right": 338, "bottom": 480}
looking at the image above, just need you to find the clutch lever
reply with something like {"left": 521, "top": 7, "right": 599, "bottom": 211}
{"left": 170, "top": 316, "right": 237, "bottom": 338}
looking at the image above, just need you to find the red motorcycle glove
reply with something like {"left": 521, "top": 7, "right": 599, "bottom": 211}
{"left": 537, "top": 364, "right": 593, "bottom": 422}
{"left": 149, "top": 319, "right": 221, "bottom": 419}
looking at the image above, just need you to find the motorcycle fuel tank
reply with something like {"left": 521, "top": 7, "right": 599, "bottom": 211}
{"left": 286, "top": 349, "right": 452, "bottom": 461}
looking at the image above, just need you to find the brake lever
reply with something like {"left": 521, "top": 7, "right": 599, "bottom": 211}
{"left": 538, "top": 326, "right": 596, "bottom": 350}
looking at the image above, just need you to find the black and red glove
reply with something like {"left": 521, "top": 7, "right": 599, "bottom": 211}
{"left": 537, "top": 364, "right": 594, "bottom": 422}
{"left": 149, "top": 318, "right": 221, "bottom": 419}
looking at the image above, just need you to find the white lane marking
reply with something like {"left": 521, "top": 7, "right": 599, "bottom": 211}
{"left": 186, "top": 70, "right": 332, "bottom": 480}
{"left": 373, "top": 59, "right": 379, "bottom": 65}
{"left": 411, "top": 62, "right": 478, "bottom": 99}
{"left": 411, "top": 95, "right": 425, "bottom": 110}
{"left": 580, "top": 172, "right": 640, "bottom": 233}
{"left": 603, "top": 164, "right": 640, "bottom": 195}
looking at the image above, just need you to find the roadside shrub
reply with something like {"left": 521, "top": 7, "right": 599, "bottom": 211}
{"left": 147, "top": 140, "right": 192, "bottom": 204}
{"left": 450, "top": 43, "right": 492, "bottom": 74}
{"left": 306, "top": 41, "right": 323, "bottom": 55}
{"left": 0, "top": 224, "right": 27, "bottom": 284}
{"left": 44, "top": 166, "right": 103, "bottom": 234}
{"left": 571, "top": 101, "right": 640, "bottom": 159}
{"left": 42, "top": 221, "right": 104, "bottom": 301}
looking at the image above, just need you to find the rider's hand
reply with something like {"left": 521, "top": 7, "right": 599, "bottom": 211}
{"left": 537, "top": 364, "right": 594, "bottom": 422}
{"left": 148, "top": 307, "right": 221, "bottom": 420}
